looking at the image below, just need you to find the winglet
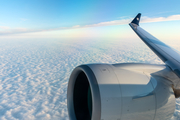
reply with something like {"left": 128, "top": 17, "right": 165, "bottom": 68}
{"left": 131, "top": 13, "right": 141, "bottom": 26}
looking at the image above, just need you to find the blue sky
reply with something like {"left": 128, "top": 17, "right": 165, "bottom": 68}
{"left": 1, "top": 0, "right": 180, "bottom": 39}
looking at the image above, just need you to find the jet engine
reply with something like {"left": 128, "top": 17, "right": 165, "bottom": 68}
{"left": 67, "top": 63, "right": 176, "bottom": 120}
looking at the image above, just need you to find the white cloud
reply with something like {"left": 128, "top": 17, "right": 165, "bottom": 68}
{"left": 84, "top": 14, "right": 180, "bottom": 28}
{"left": 84, "top": 19, "right": 130, "bottom": 27}
{"left": 141, "top": 15, "right": 180, "bottom": 23}
{"left": 1, "top": 14, "right": 180, "bottom": 36}
{"left": 72, "top": 25, "right": 80, "bottom": 28}
{"left": 0, "top": 26, "right": 10, "bottom": 30}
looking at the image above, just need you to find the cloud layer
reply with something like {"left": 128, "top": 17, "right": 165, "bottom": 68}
{"left": 0, "top": 38, "right": 180, "bottom": 119}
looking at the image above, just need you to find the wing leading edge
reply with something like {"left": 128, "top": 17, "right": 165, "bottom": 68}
{"left": 129, "top": 13, "right": 180, "bottom": 82}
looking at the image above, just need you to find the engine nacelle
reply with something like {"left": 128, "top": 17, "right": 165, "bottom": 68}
{"left": 67, "top": 63, "right": 176, "bottom": 120}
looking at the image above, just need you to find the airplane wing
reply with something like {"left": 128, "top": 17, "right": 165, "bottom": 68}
{"left": 129, "top": 13, "right": 180, "bottom": 78}
{"left": 67, "top": 13, "right": 179, "bottom": 120}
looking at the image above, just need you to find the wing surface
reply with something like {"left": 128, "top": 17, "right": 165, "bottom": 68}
{"left": 129, "top": 13, "right": 180, "bottom": 78}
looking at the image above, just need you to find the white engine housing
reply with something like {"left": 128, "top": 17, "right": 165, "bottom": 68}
{"left": 67, "top": 63, "right": 175, "bottom": 120}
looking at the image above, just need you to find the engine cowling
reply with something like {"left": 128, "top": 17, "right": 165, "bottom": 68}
{"left": 67, "top": 63, "right": 176, "bottom": 120}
